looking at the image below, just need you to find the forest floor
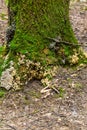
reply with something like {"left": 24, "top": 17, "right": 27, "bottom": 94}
{"left": 0, "top": 0, "right": 8, "bottom": 46}
{"left": 0, "top": 1, "right": 87, "bottom": 130}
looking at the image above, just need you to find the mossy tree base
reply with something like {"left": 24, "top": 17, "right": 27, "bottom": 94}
{"left": 7, "top": 0, "right": 79, "bottom": 64}
{"left": 0, "top": 0, "right": 87, "bottom": 90}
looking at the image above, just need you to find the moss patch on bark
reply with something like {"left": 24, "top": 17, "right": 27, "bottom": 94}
{"left": 8, "top": 0, "right": 78, "bottom": 65}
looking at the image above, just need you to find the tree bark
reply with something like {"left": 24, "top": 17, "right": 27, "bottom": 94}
{"left": 8, "top": 0, "right": 78, "bottom": 64}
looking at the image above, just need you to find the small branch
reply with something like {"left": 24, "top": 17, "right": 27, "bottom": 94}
{"left": 46, "top": 37, "right": 81, "bottom": 47}
{"left": 51, "top": 86, "right": 59, "bottom": 94}
{"left": 6, "top": 124, "right": 17, "bottom": 130}
{"left": 41, "top": 86, "right": 51, "bottom": 93}
{"left": 41, "top": 85, "right": 59, "bottom": 94}
{"left": 47, "top": 37, "right": 60, "bottom": 42}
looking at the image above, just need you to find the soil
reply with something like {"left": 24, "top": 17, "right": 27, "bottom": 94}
{"left": 0, "top": 0, "right": 8, "bottom": 46}
{"left": 0, "top": 1, "right": 87, "bottom": 130}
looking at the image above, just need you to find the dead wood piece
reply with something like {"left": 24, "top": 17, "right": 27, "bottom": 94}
{"left": 41, "top": 85, "right": 59, "bottom": 94}
{"left": 41, "top": 86, "right": 51, "bottom": 93}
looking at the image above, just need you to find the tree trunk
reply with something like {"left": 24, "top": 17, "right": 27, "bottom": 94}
{"left": 0, "top": 0, "right": 86, "bottom": 90}
{"left": 8, "top": 0, "right": 78, "bottom": 64}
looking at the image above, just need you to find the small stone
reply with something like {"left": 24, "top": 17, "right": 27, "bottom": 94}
{"left": 0, "top": 65, "right": 16, "bottom": 90}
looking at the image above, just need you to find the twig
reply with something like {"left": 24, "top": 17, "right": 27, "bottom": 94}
{"left": 6, "top": 124, "right": 17, "bottom": 130}
{"left": 41, "top": 85, "right": 59, "bottom": 94}
{"left": 41, "top": 86, "right": 51, "bottom": 93}
{"left": 46, "top": 37, "right": 81, "bottom": 47}
{"left": 51, "top": 86, "right": 59, "bottom": 94}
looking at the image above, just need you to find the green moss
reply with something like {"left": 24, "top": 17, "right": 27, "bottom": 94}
{"left": 15, "top": 0, "right": 77, "bottom": 42}
{"left": 0, "top": 46, "right": 6, "bottom": 76}
{"left": 8, "top": 0, "right": 78, "bottom": 66}
{"left": 0, "top": 88, "right": 7, "bottom": 98}
{"left": 0, "top": 13, "right": 7, "bottom": 20}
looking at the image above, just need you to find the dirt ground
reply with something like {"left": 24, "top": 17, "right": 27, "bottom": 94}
{"left": 0, "top": 0, "right": 8, "bottom": 46}
{"left": 0, "top": 1, "right": 87, "bottom": 130}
